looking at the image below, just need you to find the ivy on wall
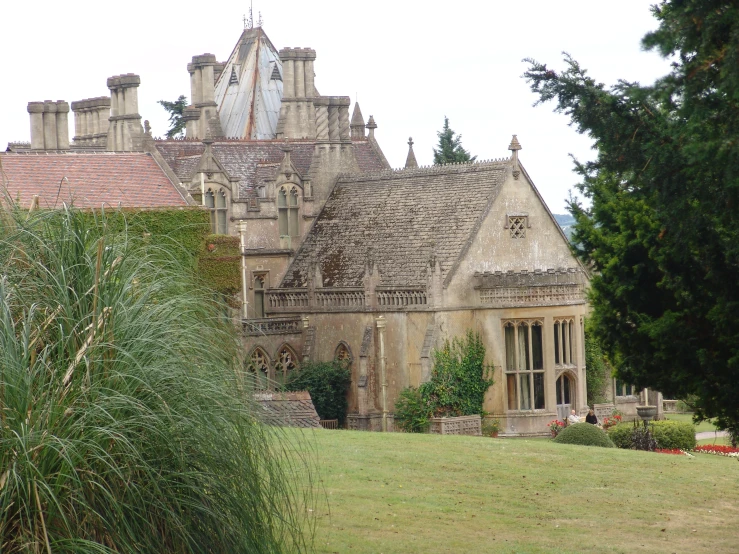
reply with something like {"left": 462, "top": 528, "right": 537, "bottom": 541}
{"left": 199, "top": 234, "right": 242, "bottom": 297}
{"left": 80, "top": 208, "right": 241, "bottom": 297}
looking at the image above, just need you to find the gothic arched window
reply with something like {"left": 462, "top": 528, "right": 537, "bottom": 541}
{"left": 274, "top": 345, "right": 297, "bottom": 386}
{"left": 246, "top": 347, "right": 270, "bottom": 389}
{"left": 278, "top": 186, "right": 299, "bottom": 238}
{"left": 205, "top": 187, "right": 228, "bottom": 234}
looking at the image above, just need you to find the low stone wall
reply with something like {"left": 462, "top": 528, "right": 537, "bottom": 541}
{"left": 429, "top": 415, "right": 482, "bottom": 436}
{"left": 347, "top": 412, "right": 394, "bottom": 432}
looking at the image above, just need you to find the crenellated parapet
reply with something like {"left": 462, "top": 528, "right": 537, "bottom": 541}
{"left": 474, "top": 268, "right": 588, "bottom": 308}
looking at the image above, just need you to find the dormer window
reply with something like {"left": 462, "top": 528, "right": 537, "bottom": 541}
{"left": 205, "top": 187, "right": 228, "bottom": 234}
{"left": 278, "top": 186, "right": 299, "bottom": 237}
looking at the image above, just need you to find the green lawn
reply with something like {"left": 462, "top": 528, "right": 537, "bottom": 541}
{"left": 665, "top": 413, "right": 718, "bottom": 433}
{"left": 302, "top": 429, "right": 739, "bottom": 554}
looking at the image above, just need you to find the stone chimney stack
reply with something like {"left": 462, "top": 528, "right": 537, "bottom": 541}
{"left": 27, "top": 100, "right": 70, "bottom": 151}
{"left": 276, "top": 48, "right": 318, "bottom": 140}
{"left": 106, "top": 74, "right": 144, "bottom": 151}
{"left": 186, "top": 54, "right": 224, "bottom": 139}
{"left": 71, "top": 97, "right": 111, "bottom": 148}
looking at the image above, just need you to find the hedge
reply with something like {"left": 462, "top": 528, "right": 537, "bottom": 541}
{"left": 608, "top": 420, "right": 696, "bottom": 450}
{"left": 649, "top": 420, "right": 696, "bottom": 450}
{"left": 553, "top": 423, "right": 615, "bottom": 448}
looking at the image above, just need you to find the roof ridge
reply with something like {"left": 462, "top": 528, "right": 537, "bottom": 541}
{"left": 337, "top": 157, "right": 510, "bottom": 182}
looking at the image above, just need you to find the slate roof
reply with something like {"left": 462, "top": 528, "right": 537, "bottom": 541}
{"left": 281, "top": 161, "right": 509, "bottom": 288}
{"left": 253, "top": 391, "right": 321, "bottom": 428}
{"left": 0, "top": 152, "right": 187, "bottom": 208}
{"left": 214, "top": 27, "right": 283, "bottom": 139}
{"left": 155, "top": 139, "right": 389, "bottom": 196}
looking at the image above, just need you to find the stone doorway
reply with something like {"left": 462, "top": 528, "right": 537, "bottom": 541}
{"left": 556, "top": 373, "right": 574, "bottom": 421}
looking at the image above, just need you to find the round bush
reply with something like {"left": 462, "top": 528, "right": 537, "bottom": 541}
{"left": 650, "top": 420, "right": 696, "bottom": 450}
{"left": 607, "top": 422, "right": 635, "bottom": 449}
{"left": 553, "top": 423, "right": 616, "bottom": 448}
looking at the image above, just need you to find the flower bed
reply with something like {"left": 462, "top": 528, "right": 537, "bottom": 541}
{"left": 655, "top": 448, "right": 688, "bottom": 456}
{"left": 694, "top": 445, "right": 739, "bottom": 458}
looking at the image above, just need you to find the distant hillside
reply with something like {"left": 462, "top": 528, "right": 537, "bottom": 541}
{"left": 553, "top": 213, "right": 575, "bottom": 241}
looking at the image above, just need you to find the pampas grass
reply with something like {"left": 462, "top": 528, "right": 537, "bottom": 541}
{"left": 0, "top": 206, "right": 315, "bottom": 553}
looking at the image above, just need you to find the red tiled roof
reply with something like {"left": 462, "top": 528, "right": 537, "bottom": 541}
{"left": 0, "top": 152, "right": 188, "bottom": 209}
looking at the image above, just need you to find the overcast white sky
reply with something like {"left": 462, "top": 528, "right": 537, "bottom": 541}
{"left": 1, "top": 1, "right": 671, "bottom": 212}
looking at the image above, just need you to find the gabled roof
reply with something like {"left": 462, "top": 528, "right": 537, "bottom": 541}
{"left": 0, "top": 152, "right": 187, "bottom": 209}
{"left": 215, "top": 27, "right": 283, "bottom": 139}
{"left": 280, "top": 161, "right": 509, "bottom": 288}
{"left": 253, "top": 391, "right": 321, "bottom": 428}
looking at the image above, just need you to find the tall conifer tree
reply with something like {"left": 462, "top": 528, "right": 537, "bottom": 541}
{"left": 525, "top": 0, "right": 739, "bottom": 438}
{"left": 433, "top": 116, "right": 476, "bottom": 164}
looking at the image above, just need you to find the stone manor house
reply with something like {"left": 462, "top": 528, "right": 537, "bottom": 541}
{"left": 1, "top": 25, "right": 613, "bottom": 435}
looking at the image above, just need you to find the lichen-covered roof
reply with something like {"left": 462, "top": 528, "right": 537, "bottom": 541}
{"left": 253, "top": 391, "right": 321, "bottom": 428}
{"left": 281, "top": 161, "right": 509, "bottom": 288}
{"left": 155, "top": 139, "right": 389, "bottom": 196}
{"left": 0, "top": 152, "right": 187, "bottom": 208}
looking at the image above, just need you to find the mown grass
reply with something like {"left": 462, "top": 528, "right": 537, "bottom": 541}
{"left": 303, "top": 430, "right": 739, "bottom": 554}
{"left": 665, "top": 413, "right": 718, "bottom": 433}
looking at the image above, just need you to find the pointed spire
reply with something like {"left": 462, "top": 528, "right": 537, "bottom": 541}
{"left": 351, "top": 102, "right": 365, "bottom": 139}
{"left": 405, "top": 137, "right": 418, "bottom": 169}
{"left": 366, "top": 115, "right": 377, "bottom": 140}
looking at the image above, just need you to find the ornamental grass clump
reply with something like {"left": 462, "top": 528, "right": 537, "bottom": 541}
{"left": 0, "top": 207, "right": 314, "bottom": 553}
{"left": 552, "top": 423, "right": 616, "bottom": 448}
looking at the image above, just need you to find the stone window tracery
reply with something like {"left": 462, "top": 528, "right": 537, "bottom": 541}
{"left": 504, "top": 319, "right": 545, "bottom": 411}
{"left": 274, "top": 345, "right": 297, "bottom": 385}
{"left": 278, "top": 186, "right": 299, "bottom": 238}
{"left": 205, "top": 187, "right": 228, "bottom": 234}
{"left": 247, "top": 347, "right": 270, "bottom": 389}
{"left": 508, "top": 216, "right": 528, "bottom": 239}
{"left": 554, "top": 318, "right": 576, "bottom": 366}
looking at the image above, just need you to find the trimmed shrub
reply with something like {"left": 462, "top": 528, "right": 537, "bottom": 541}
{"left": 286, "top": 360, "right": 352, "bottom": 424}
{"left": 649, "top": 420, "right": 696, "bottom": 450}
{"left": 608, "top": 423, "right": 635, "bottom": 449}
{"left": 553, "top": 423, "right": 616, "bottom": 448}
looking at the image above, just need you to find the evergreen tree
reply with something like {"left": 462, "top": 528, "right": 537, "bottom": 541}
{"left": 433, "top": 116, "right": 476, "bottom": 164}
{"left": 158, "top": 95, "right": 188, "bottom": 139}
{"left": 524, "top": 0, "right": 739, "bottom": 435}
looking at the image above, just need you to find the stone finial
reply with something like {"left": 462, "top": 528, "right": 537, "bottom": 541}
{"left": 405, "top": 137, "right": 418, "bottom": 169}
{"left": 144, "top": 120, "right": 151, "bottom": 135}
{"left": 508, "top": 134, "right": 522, "bottom": 180}
{"left": 366, "top": 115, "right": 377, "bottom": 139}
{"left": 351, "top": 102, "right": 365, "bottom": 139}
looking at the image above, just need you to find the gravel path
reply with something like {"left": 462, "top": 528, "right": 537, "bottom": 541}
{"left": 696, "top": 430, "right": 729, "bottom": 440}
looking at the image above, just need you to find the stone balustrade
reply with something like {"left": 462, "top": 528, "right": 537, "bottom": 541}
{"left": 265, "top": 286, "right": 428, "bottom": 313}
{"left": 376, "top": 288, "right": 427, "bottom": 307}
{"left": 242, "top": 316, "right": 302, "bottom": 336}
{"left": 315, "top": 289, "right": 366, "bottom": 309}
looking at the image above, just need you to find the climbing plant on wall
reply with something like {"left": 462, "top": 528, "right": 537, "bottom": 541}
{"left": 395, "top": 331, "right": 494, "bottom": 432}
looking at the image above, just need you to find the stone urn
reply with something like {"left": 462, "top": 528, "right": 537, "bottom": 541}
{"left": 636, "top": 405, "right": 658, "bottom": 424}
